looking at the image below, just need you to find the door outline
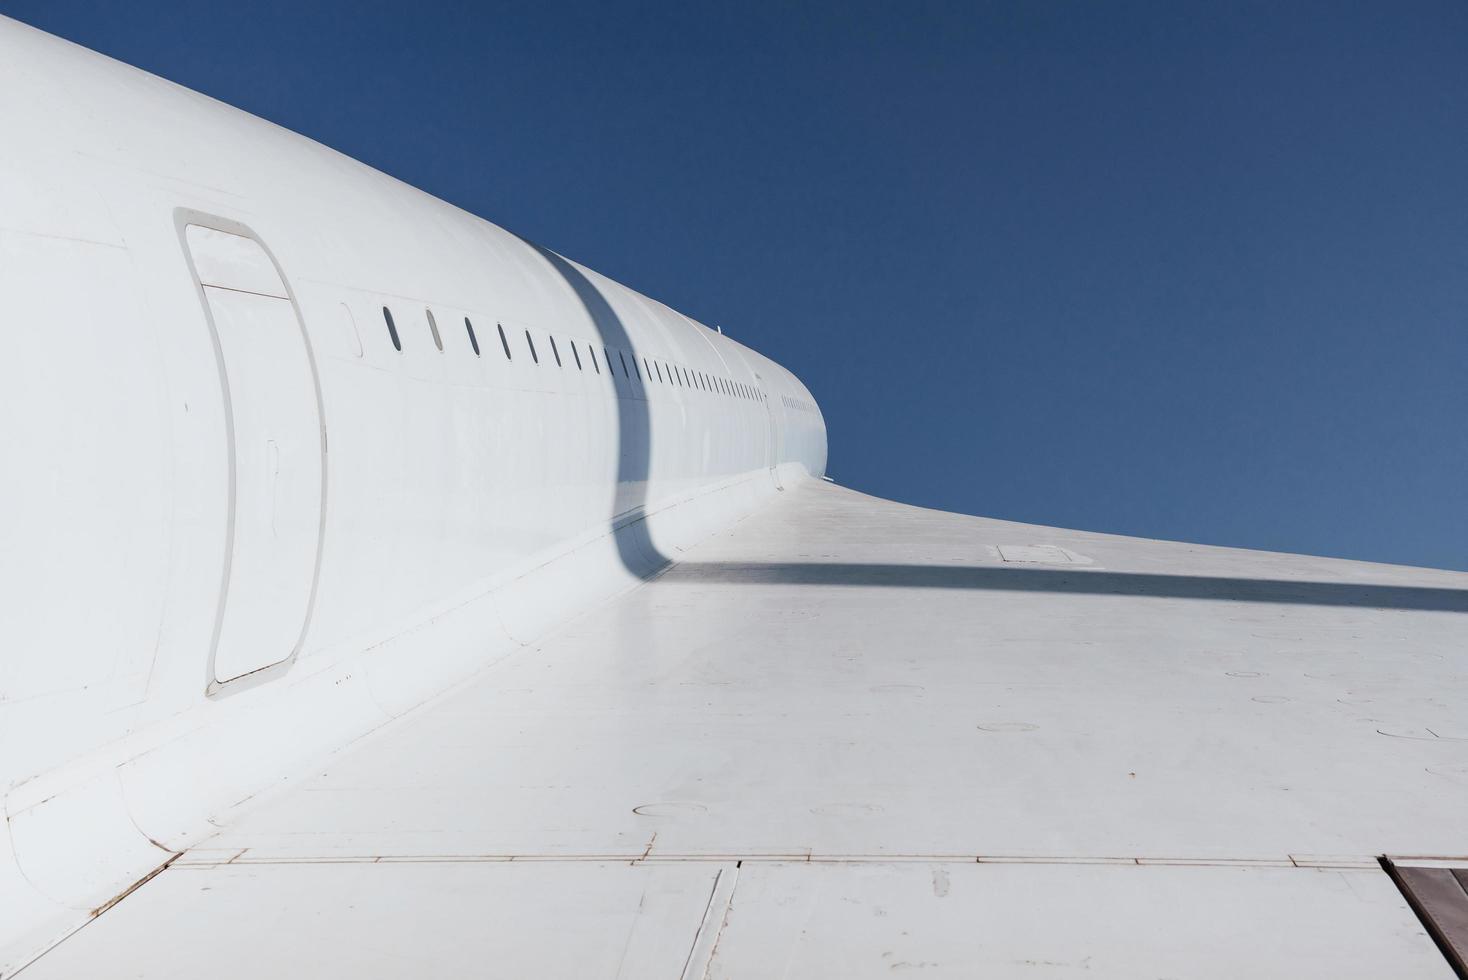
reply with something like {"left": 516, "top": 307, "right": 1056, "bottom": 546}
{"left": 174, "top": 209, "right": 328, "bottom": 698}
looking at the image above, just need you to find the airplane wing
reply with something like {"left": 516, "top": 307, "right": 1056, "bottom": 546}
{"left": 3, "top": 13, "right": 1466, "bottom": 979}
{"left": 18, "top": 480, "right": 1468, "bottom": 978}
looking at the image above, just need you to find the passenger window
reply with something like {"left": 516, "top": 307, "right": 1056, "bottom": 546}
{"left": 497, "top": 323, "right": 512, "bottom": 359}
{"left": 383, "top": 307, "right": 401, "bottom": 351}
{"left": 464, "top": 317, "right": 480, "bottom": 356}
{"left": 590, "top": 346, "right": 601, "bottom": 373}
{"left": 618, "top": 351, "right": 630, "bottom": 378}
{"left": 426, "top": 309, "right": 443, "bottom": 351}
{"left": 549, "top": 336, "right": 563, "bottom": 367}
{"left": 525, "top": 330, "right": 539, "bottom": 364}
{"left": 571, "top": 340, "right": 583, "bottom": 370}
{"left": 655, "top": 361, "right": 664, "bottom": 383}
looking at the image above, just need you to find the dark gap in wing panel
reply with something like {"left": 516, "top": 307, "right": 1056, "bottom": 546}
{"left": 1382, "top": 856, "right": 1468, "bottom": 978}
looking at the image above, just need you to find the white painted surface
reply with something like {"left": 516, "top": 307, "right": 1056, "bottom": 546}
{"left": 0, "top": 13, "right": 822, "bottom": 969}
{"left": 192, "top": 481, "right": 1468, "bottom": 868}
{"left": 22, "top": 862, "right": 726, "bottom": 980}
{"left": 998, "top": 543, "right": 1090, "bottom": 564}
{"left": 18, "top": 480, "right": 1468, "bottom": 976}
{"left": 207, "top": 285, "right": 322, "bottom": 682}
{"left": 186, "top": 224, "right": 289, "bottom": 299}
{"left": 188, "top": 228, "right": 324, "bottom": 683}
{"left": 1, "top": 11, "right": 1464, "bottom": 978}
{"left": 703, "top": 862, "right": 1450, "bottom": 979}
{"left": 19, "top": 861, "right": 1449, "bottom": 980}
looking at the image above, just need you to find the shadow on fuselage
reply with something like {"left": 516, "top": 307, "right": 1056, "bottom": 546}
{"left": 504, "top": 241, "right": 1465, "bottom": 616}
{"left": 519, "top": 237, "right": 669, "bottom": 577}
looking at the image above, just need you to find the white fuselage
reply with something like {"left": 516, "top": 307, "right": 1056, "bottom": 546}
{"left": 0, "top": 16, "right": 823, "bottom": 963}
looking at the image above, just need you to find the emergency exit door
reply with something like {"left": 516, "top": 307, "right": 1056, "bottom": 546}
{"left": 185, "top": 223, "right": 324, "bottom": 685}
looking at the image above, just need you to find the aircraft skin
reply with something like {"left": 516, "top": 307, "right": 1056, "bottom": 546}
{"left": 2, "top": 14, "right": 1466, "bottom": 979}
{"left": 0, "top": 10, "right": 820, "bottom": 966}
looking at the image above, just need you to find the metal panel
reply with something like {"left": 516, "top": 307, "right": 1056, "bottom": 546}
{"left": 998, "top": 543, "right": 1073, "bottom": 563}
{"left": 1388, "top": 860, "right": 1468, "bottom": 977}
{"left": 186, "top": 224, "right": 288, "bottom": 298}
{"left": 186, "top": 225, "right": 323, "bottom": 684}
{"left": 20, "top": 861, "right": 725, "bottom": 980}
{"left": 702, "top": 862, "right": 1452, "bottom": 979}
{"left": 22, "top": 860, "right": 1454, "bottom": 979}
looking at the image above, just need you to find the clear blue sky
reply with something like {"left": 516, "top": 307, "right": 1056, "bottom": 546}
{"left": 8, "top": 1, "right": 1467, "bottom": 569}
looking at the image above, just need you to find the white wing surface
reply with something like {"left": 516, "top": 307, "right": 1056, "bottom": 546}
{"left": 21, "top": 481, "right": 1468, "bottom": 978}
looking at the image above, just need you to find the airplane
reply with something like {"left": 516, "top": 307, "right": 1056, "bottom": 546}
{"left": 2, "top": 13, "right": 1466, "bottom": 978}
